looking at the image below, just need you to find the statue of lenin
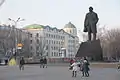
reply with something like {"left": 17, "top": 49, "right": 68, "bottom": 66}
{"left": 84, "top": 7, "right": 99, "bottom": 41}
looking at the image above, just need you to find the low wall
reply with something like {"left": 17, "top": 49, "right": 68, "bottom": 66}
{"left": 25, "top": 62, "right": 119, "bottom": 68}
{"left": 90, "top": 63, "right": 118, "bottom": 68}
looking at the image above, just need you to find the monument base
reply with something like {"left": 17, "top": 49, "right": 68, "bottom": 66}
{"left": 76, "top": 39, "right": 103, "bottom": 61}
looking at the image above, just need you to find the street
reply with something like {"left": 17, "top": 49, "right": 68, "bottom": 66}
{"left": 0, "top": 65, "right": 120, "bottom": 80}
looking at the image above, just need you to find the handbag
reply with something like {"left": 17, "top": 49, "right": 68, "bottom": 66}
{"left": 78, "top": 64, "right": 81, "bottom": 67}
{"left": 80, "top": 67, "right": 83, "bottom": 71}
{"left": 69, "top": 66, "right": 73, "bottom": 70}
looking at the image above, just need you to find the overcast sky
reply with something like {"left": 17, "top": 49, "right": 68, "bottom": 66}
{"left": 0, "top": 0, "right": 120, "bottom": 32}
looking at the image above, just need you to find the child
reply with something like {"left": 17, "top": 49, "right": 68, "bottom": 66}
{"left": 70, "top": 61, "right": 79, "bottom": 77}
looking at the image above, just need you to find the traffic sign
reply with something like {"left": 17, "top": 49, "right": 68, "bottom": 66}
{"left": 17, "top": 43, "right": 23, "bottom": 47}
{"left": 17, "top": 47, "right": 22, "bottom": 49}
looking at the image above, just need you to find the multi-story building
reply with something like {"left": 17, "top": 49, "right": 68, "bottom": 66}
{"left": 63, "top": 22, "right": 79, "bottom": 58}
{"left": 23, "top": 22, "right": 79, "bottom": 58}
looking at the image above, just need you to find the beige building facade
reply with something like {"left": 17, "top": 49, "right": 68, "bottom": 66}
{"left": 24, "top": 22, "right": 79, "bottom": 58}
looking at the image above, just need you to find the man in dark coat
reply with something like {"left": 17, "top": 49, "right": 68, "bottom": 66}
{"left": 40, "top": 57, "right": 44, "bottom": 68}
{"left": 84, "top": 6, "right": 99, "bottom": 41}
{"left": 43, "top": 57, "right": 47, "bottom": 68}
{"left": 19, "top": 57, "right": 25, "bottom": 70}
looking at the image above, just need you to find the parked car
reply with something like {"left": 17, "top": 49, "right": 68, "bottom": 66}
{"left": 0, "top": 57, "right": 9, "bottom": 65}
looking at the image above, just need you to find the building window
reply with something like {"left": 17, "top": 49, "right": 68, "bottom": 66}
{"left": 36, "top": 52, "right": 39, "bottom": 56}
{"left": 59, "top": 53, "right": 61, "bottom": 56}
{"left": 31, "top": 46, "right": 32, "bottom": 50}
{"left": 56, "top": 35, "right": 58, "bottom": 39}
{"left": 46, "top": 33, "right": 48, "bottom": 37}
{"left": 36, "top": 33, "right": 39, "bottom": 37}
{"left": 30, "top": 34, "right": 32, "bottom": 37}
{"left": 37, "top": 39, "right": 39, "bottom": 44}
{"left": 52, "top": 40, "right": 53, "bottom": 44}
{"left": 46, "top": 46, "right": 48, "bottom": 50}
{"left": 30, "top": 40, "right": 32, "bottom": 44}
{"left": 56, "top": 52, "right": 58, "bottom": 56}
{"left": 61, "top": 36, "right": 62, "bottom": 39}
{"left": 46, "top": 40, "right": 48, "bottom": 44}
{"left": 51, "top": 35, "right": 53, "bottom": 38}
{"left": 57, "top": 47, "right": 59, "bottom": 50}
{"left": 51, "top": 46, "right": 53, "bottom": 50}
{"left": 54, "top": 41, "right": 55, "bottom": 44}
{"left": 69, "top": 40, "right": 70, "bottom": 43}
{"left": 59, "top": 41, "right": 60, "bottom": 44}
{"left": 61, "top": 41, "right": 64, "bottom": 45}
{"left": 59, "top": 36, "right": 60, "bottom": 39}
{"left": 49, "top": 40, "right": 51, "bottom": 44}
{"left": 49, "top": 34, "right": 50, "bottom": 37}
{"left": 52, "top": 52, "right": 54, "bottom": 56}
{"left": 46, "top": 52, "right": 48, "bottom": 56}
{"left": 54, "top": 52, "right": 56, "bottom": 56}
{"left": 30, "top": 52, "right": 33, "bottom": 56}
{"left": 36, "top": 46, "right": 39, "bottom": 50}
{"left": 56, "top": 35, "right": 57, "bottom": 39}
{"left": 63, "top": 36, "right": 65, "bottom": 39}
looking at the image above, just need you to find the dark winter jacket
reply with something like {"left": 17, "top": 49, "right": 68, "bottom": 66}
{"left": 20, "top": 59, "right": 25, "bottom": 65}
{"left": 40, "top": 59, "right": 44, "bottom": 64}
{"left": 43, "top": 58, "right": 47, "bottom": 64}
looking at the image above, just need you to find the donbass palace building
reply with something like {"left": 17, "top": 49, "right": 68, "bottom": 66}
{"left": 23, "top": 22, "right": 79, "bottom": 60}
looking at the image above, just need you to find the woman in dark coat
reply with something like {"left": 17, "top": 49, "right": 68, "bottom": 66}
{"left": 81, "top": 59, "right": 90, "bottom": 77}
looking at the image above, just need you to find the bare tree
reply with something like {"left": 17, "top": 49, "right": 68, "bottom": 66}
{"left": 0, "top": 25, "right": 14, "bottom": 55}
{"left": 36, "top": 36, "right": 47, "bottom": 57}
{"left": 0, "top": 25, "right": 30, "bottom": 58}
{"left": 97, "top": 27, "right": 120, "bottom": 60}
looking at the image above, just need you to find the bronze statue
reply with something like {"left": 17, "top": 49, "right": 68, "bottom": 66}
{"left": 84, "top": 7, "right": 99, "bottom": 41}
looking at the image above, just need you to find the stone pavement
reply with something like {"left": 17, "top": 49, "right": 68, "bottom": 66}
{"left": 0, "top": 65, "right": 120, "bottom": 80}
{"left": 27, "top": 62, "right": 118, "bottom": 68}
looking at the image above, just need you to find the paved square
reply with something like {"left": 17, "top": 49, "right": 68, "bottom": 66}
{"left": 0, "top": 65, "right": 120, "bottom": 80}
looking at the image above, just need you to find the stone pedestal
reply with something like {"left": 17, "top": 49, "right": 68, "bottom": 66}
{"left": 76, "top": 39, "right": 103, "bottom": 61}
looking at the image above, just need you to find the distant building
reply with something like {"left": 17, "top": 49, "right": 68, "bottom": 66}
{"left": 63, "top": 22, "right": 79, "bottom": 58}
{"left": 23, "top": 22, "right": 79, "bottom": 58}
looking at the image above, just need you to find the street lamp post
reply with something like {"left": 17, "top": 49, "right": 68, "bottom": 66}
{"left": 0, "top": 0, "right": 5, "bottom": 7}
{"left": 8, "top": 17, "right": 25, "bottom": 59}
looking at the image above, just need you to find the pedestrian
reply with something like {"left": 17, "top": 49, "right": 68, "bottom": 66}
{"left": 40, "top": 57, "right": 44, "bottom": 68}
{"left": 117, "top": 64, "right": 120, "bottom": 70}
{"left": 43, "top": 57, "right": 47, "bottom": 68}
{"left": 70, "top": 60, "right": 79, "bottom": 77}
{"left": 81, "top": 57, "right": 90, "bottom": 77}
{"left": 70, "top": 58, "right": 74, "bottom": 65}
{"left": 19, "top": 57, "right": 25, "bottom": 71}
{"left": 117, "top": 59, "right": 120, "bottom": 70}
